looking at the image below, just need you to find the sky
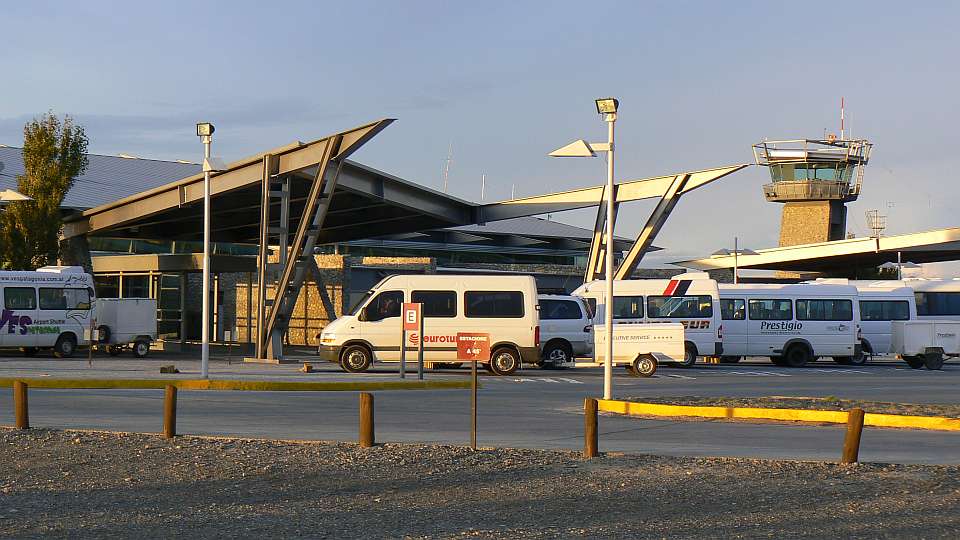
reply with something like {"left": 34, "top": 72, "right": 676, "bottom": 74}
{"left": 3, "top": 1, "right": 959, "bottom": 272}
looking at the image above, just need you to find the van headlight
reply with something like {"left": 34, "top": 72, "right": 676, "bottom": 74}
{"left": 320, "top": 334, "right": 337, "bottom": 344}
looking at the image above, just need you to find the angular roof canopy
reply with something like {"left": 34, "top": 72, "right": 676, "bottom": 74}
{"left": 675, "top": 227, "right": 960, "bottom": 272}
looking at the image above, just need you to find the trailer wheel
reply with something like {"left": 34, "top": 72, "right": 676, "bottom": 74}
{"left": 489, "top": 347, "right": 519, "bottom": 376}
{"left": 340, "top": 345, "right": 372, "bottom": 373}
{"left": 924, "top": 352, "right": 945, "bottom": 371}
{"left": 108, "top": 345, "right": 124, "bottom": 356}
{"left": 132, "top": 340, "right": 151, "bottom": 358}
{"left": 53, "top": 334, "right": 77, "bottom": 358}
{"left": 631, "top": 354, "right": 658, "bottom": 377}
{"left": 783, "top": 344, "right": 812, "bottom": 368}
{"left": 903, "top": 355, "right": 925, "bottom": 369}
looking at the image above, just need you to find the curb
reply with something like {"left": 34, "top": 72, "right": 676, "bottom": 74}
{"left": 0, "top": 378, "right": 472, "bottom": 392}
{"left": 597, "top": 399, "right": 960, "bottom": 432}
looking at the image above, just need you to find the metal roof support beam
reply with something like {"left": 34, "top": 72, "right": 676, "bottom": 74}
{"left": 254, "top": 154, "right": 280, "bottom": 362}
{"left": 257, "top": 136, "right": 342, "bottom": 362}
{"left": 613, "top": 174, "right": 689, "bottom": 280}
{"left": 583, "top": 184, "right": 619, "bottom": 282}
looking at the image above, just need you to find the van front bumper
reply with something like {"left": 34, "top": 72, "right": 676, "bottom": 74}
{"left": 317, "top": 345, "right": 340, "bottom": 363}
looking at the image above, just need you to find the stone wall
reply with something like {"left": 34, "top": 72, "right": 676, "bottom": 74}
{"left": 778, "top": 200, "right": 846, "bottom": 247}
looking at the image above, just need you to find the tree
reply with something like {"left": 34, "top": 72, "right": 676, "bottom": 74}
{"left": 0, "top": 113, "right": 88, "bottom": 270}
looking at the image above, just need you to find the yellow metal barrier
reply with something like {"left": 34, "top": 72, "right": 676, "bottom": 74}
{"left": 0, "top": 378, "right": 471, "bottom": 392}
{"left": 597, "top": 399, "right": 960, "bottom": 432}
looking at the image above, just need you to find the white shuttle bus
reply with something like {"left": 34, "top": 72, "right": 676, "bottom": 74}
{"left": 318, "top": 274, "right": 540, "bottom": 375}
{"left": 719, "top": 283, "right": 862, "bottom": 367}
{"left": 572, "top": 273, "right": 722, "bottom": 367}
{"left": 905, "top": 279, "right": 960, "bottom": 321}
{"left": 0, "top": 266, "right": 96, "bottom": 357}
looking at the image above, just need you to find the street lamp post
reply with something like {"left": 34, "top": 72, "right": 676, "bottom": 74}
{"left": 197, "top": 122, "right": 215, "bottom": 379}
{"left": 550, "top": 98, "right": 619, "bottom": 400}
{"left": 712, "top": 239, "right": 757, "bottom": 284}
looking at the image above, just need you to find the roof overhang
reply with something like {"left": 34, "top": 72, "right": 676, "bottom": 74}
{"left": 675, "top": 227, "right": 960, "bottom": 272}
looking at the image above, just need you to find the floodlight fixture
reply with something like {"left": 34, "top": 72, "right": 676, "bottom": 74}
{"left": 595, "top": 98, "right": 619, "bottom": 115}
{"left": 196, "top": 122, "right": 215, "bottom": 137}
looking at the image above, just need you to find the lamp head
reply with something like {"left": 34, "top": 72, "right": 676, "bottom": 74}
{"left": 196, "top": 122, "right": 215, "bottom": 137}
{"left": 595, "top": 98, "right": 619, "bottom": 115}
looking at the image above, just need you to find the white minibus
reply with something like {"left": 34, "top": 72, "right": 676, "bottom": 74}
{"left": 807, "top": 279, "right": 918, "bottom": 356}
{"left": 719, "top": 283, "right": 862, "bottom": 367}
{"left": 0, "top": 266, "right": 96, "bottom": 358}
{"left": 905, "top": 278, "right": 960, "bottom": 321}
{"left": 572, "top": 273, "right": 722, "bottom": 367}
{"left": 318, "top": 274, "right": 539, "bottom": 375}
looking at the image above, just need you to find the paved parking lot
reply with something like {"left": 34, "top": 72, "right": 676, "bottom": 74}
{"left": 1, "top": 352, "right": 957, "bottom": 463}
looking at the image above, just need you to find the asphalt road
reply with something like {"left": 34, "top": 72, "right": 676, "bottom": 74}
{"left": 1, "top": 353, "right": 958, "bottom": 464}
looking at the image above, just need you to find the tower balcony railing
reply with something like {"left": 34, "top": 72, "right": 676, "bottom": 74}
{"left": 762, "top": 179, "right": 859, "bottom": 202}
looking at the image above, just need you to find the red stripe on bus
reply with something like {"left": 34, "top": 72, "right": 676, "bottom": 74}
{"left": 663, "top": 280, "right": 678, "bottom": 296}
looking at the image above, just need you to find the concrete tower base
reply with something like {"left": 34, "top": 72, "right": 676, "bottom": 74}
{"left": 778, "top": 200, "right": 848, "bottom": 247}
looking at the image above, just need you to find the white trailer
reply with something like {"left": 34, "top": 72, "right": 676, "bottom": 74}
{"left": 561, "top": 323, "right": 685, "bottom": 377}
{"left": 891, "top": 320, "right": 960, "bottom": 370}
{"left": 94, "top": 298, "right": 157, "bottom": 358}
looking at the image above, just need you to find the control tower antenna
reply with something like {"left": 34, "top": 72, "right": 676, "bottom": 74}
{"left": 753, "top": 130, "right": 872, "bottom": 247}
{"left": 841, "top": 97, "right": 845, "bottom": 140}
{"left": 866, "top": 209, "right": 887, "bottom": 238}
{"left": 442, "top": 141, "right": 453, "bottom": 193}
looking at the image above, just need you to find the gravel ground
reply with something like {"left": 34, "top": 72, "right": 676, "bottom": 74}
{"left": 624, "top": 396, "right": 960, "bottom": 418}
{"left": 1, "top": 428, "right": 959, "bottom": 539}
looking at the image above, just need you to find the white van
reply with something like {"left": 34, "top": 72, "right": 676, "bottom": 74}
{"left": 538, "top": 294, "right": 592, "bottom": 367}
{"left": 0, "top": 266, "right": 96, "bottom": 358}
{"left": 572, "top": 273, "right": 722, "bottom": 367}
{"left": 806, "top": 279, "right": 917, "bottom": 356}
{"left": 719, "top": 283, "right": 862, "bottom": 367}
{"left": 318, "top": 274, "right": 539, "bottom": 375}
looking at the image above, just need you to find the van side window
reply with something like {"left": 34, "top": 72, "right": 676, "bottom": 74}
{"left": 612, "top": 296, "right": 643, "bottom": 319}
{"left": 540, "top": 299, "right": 583, "bottom": 320}
{"left": 647, "top": 295, "right": 713, "bottom": 318}
{"left": 39, "top": 288, "right": 68, "bottom": 310}
{"left": 796, "top": 299, "right": 853, "bottom": 321}
{"left": 720, "top": 298, "right": 745, "bottom": 320}
{"left": 4, "top": 287, "right": 36, "bottom": 310}
{"left": 65, "top": 289, "right": 91, "bottom": 310}
{"left": 915, "top": 292, "right": 960, "bottom": 316}
{"left": 465, "top": 291, "right": 524, "bottom": 318}
{"left": 362, "top": 291, "right": 402, "bottom": 322}
{"left": 412, "top": 291, "right": 456, "bottom": 318}
{"left": 859, "top": 300, "right": 909, "bottom": 321}
{"left": 584, "top": 298, "right": 597, "bottom": 319}
{"left": 748, "top": 299, "right": 792, "bottom": 320}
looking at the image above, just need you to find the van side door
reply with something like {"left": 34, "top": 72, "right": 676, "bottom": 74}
{"left": 720, "top": 298, "right": 747, "bottom": 356}
{"left": 411, "top": 290, "right": 459, "bottom": 361}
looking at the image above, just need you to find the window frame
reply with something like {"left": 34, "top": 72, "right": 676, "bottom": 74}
{"left": 720, "top": 298, "right": 746, "bottom": 320}
{"left": 646, "top": 295, "right": 714, "bottom": 319}
{"left": 360, "top": 290, "right": 403, "bottom": 322}
{"left": 464, "top": 291, "right": 525, "bottom": 319}
{"left": 747, "top": 298, "right": 793, "bottom": 321}
{"left": 612, "top": 295, "right": 644, "bottom": 320}
{"left": 3, "top": 287, "right": 37, "bottom": 310}
{"left": 859, "top": 300, "right": 910, "bottom": 321}
{"left": 539, "top": 299, "right": 584, "bottom": 320}
{"left": 795, "top": 298, "right": 854, "bottom": 322}
{"left": 411, "top": 290, "right": 457, "bottom": 318}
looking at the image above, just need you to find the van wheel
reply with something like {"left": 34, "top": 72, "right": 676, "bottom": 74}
{"left": 542, "top": 341, "right": 572, "bottom": 368}
{"left": 21, "top": 347, "right": 38, "bottom": 357}
{"left": 631, "top": 354, "right": 658, "bottom": 377}
{"left": 770, "top": 356, "right": 787, "bottom": 367}
{"left": 677, "top": 343, "right": 697, "bottom": 368}
{"left": 904, "top": 355, "right": 925, "bottom": 369}
{"left": 341, "top": 345, "right": 372, "bottom": 373}
{"left": 53, "top": 334, "right": 77, "bottom": 359}
{"left": 489, "top": 347, "right": 519, "bottom": 376}
{"left": 784, "top": 344, "right": 812, "bottom": 368}
{"left": 843, "top": 352, "right": 867, "bottom": 366}
{"left": 132, "top": 340, "right": 151, "bottom": 358}
{"left": 924, "top": 352, "right": 945, "bottom": 370}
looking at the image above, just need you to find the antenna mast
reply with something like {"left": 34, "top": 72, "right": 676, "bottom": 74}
{"left": 442, "top": 142, "right": 453, "bottom": 193}
{"left": 840, "top": 97, "right": 845, "bottom": 140}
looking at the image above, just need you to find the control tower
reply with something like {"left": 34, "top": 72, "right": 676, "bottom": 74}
{"left": 753, "top": 137, "right": 872, "bottom": 246}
